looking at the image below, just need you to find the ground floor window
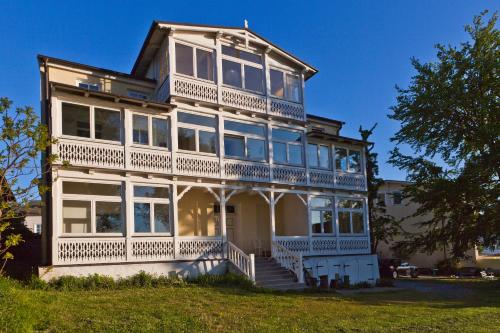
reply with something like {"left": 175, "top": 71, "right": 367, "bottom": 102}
{"left": 337, "top": 199, "right": 365, "bottom": 235}
{"left": 133, "top": 185, "right": 171, "bottom": 234}
{"left": 310, "top": 197, "right": 334, "bottom": 234}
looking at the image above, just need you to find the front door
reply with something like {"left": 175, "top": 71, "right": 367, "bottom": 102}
{"left": 214, "top": 204, "right": 237, "bottom": 243}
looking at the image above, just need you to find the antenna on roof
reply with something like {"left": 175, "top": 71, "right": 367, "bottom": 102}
{"left": 244, "top": 19, "right": 248, "bottom": 29}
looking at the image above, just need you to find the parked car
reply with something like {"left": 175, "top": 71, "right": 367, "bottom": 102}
{"left": 396, "top": 262, "right": 419, "bottom": 278}
{"left": 456, "top": 266, "right": 481, "bottom": 278}
{"left": 379, "top": 259, "right": 419, "bottom": 279}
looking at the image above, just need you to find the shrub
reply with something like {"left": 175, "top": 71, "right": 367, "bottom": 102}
{"left": 26, "top": 275, "right": 48, "bottom": 290}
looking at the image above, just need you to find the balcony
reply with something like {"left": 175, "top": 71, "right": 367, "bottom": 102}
{"left": 274, "top": 236, "right": 371, "bottom": 256}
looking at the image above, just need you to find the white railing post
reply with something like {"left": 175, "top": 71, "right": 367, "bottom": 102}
{"left": 249, "top": 253, "right": 255, "bottom": 282}
{"left": 298, "top": 252, "right": 304, "bottom": 284}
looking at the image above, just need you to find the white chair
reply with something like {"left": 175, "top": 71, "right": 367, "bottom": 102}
{"left": 480, "top": 271, "right": 496, "bottom": 280}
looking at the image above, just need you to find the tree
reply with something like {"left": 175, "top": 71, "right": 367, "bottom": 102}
{"left": 359, "top": 124, "right": 400, "bottom": 254}
{"left": 388, "top": 11, "right": 500, "bottom": 258}
{"left": 0, "top": 97, "right": 56, "bottom": 274}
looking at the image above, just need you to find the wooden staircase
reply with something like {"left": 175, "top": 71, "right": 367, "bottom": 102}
{"left": 254, "top": 257, "right": 306, "bottom": 291}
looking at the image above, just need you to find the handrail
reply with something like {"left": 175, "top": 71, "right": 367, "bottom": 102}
{"left": 271, "top": 240, "right": 304, "bottom": 283}
{"left": 227, "top": 241, "right": 255, "bottom": 282}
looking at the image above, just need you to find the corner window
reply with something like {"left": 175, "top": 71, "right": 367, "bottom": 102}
{"left": 311, "top": 197, "right": 334, "bottom": 234}
{"left": 338, "top": 199, "right": 365, "bottom": 235}
{"left": 177, "top": 111, "right": 217, "bottom": 154}
{"left": 175, "top": 43, "right": 214, "bottom": 81}
{"left": 222, "top": 45, "right": 264, "bottom": 94}
{"left": 132, "top": 114, "right": 168, "bottom": 148}
{"left": 62, "top": 103, "right": 90, "bottom": 138}
{"left": 270, "top": 69, "right": 301, "bottom": 103}
{"left": 335, "top": 147, "right": 362, "bottom": 173}
{"left": 307, "top": 143, "right": 330, "bottom": 169}
{"left": 272, "top": 128, "right": 303, "bottom": 165}
{"left": 133, "top": 185, "right": 170, "bottom": 234}
{"left": 224, "top": 120, "right": 266, "bottom": 160}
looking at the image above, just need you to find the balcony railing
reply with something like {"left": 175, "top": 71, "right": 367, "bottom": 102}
{"left": 274, "top": 236, "right": 370, "bottom": 256}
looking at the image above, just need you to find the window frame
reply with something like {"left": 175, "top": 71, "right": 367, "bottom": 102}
{"left": 221, "top": 44, "right": 265, "bottom": 94}
{"left": 310, "top": 196, "right": 335, "bottom": 236}
{"left": 177, "top": 110, "right": 217, "bottom": 155}
{"left": 272, "top": 127, "right": 304, "bottom": 166}
{"left": 307, "top": 143, "right": 331, "bottom": 170}
{"left": 337, "top": 198, "right": 366, "bottom": 236}
{"left": 76, "top": 80, "right": 100, "bottom": 91}
{"left": 130, "top": 111, "right": 170, "bottom": 150}
{"left": 132, "top": 184, "right": 172, "bottom": 236}
{"left": 269, "top": 67, "right": 302, "bottom": 103}
{"left": 174, "top": 41, "right": 216, "bottom": 83}
{"left": 223, "top": 119, "right": 267, "bottom": 162}
{"left": 334, "top": 146, "right": 363, "bottom": 174}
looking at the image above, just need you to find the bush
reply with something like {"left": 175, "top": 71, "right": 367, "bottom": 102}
{"left": 188, "top": 273, "right": 255, "bottom": 289}
{"left": 436, "top": 258, "right": 459, "bottom": 276}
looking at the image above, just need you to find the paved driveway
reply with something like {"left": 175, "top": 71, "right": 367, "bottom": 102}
{"left": 393, "top": 278, "right": 474, "bottom": 298}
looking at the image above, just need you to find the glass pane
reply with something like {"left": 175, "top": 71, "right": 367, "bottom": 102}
{"left": 338, "top": 199, "right": 351, "bottom": 208}
{"left": 96, "top": 201, "right": 122, "bottom": 233}
{"left": 152, "top": 118, "right": 168, "bottom": 148}
{"left": 311, "top": 210, "right": 322, "bottom": 234}
{"left": 175, "top": 43, "right": 194, "bottom": 76}
{"left": 225, "top": 120, "right": 265, "bottom": 136}
{"left": 62, "top": 103, "right": 90, "bottom": 137}
{"left": 196, "top": 49, "right": 213, "bottom": 81}
{"left": 288, "top": 145, "right": 303, "bottom": 165}
{"left": 178, "top": 127, "right": 196, "bottom": 151}
{"left": 311, "top": 197, "right": 332, "bottom": 209}
{"left": 95, "top": 108, "right": 121, "bottom": 141}
{"left": 335, "top": 148, "right": 348, "bottom": 171}
{"left": 307, "top": 144, "right": 318, "bottom": 168}
{"left": 134, "top": 202, "right": 150, "bottom": 232}
{"left": 224, "top": 136, "right": 245, "bottom": 158}
{"left": 222, "top": 45, "right": 262, "bottom": 64}
{"left": 178, "top": 112, "right": 216, "bottom": 127}
{"left": 348, "top": 150, "right": 361, "bottom": 172}
{"left": 272, "top": 128, "right": 301, "bottom": 142}
{"left": 319, "top": 145, "right": 330, "bottom": 169}
{"left": 392, "top": 192, "right": 402, "bottom": 205}
{"left": 134, "top": 186, "right": 169, "bottom": 198}
{"left": 286, "top": 74, "right": 301, "bottom": 102}
{"left": 323, "top": 211, "right": 333, "bottom": 234}
{"left": 247, "top": 138, "right": 265, "bottom": 160}
{"left": 222, "top": 59, "right": 242, "bottom": 88}
{"left": 272, "top": 142, "right": 287, "bottom": 163}
{"left": 199, "top": 131, "right": 216, "bottom": 154}
{"left": 270, "top": 69, "right": 284, "bottom": 98}
{"left": 352, "top": 212, "right": 364, "bottom": 234}
{"left": 244, "top": 66, "right": 263, "bottom": 93}
{"left": 133, "top": 115, "right": 149, "bottom": 145}
{"left": 351, "top": 200, "right": 363, "bottom": 209}
{"left": 154, "top": 203, "right": 170, "bottom": 233}
{"left": 339, "top": 212, "right": 351, "bottom": 234}
{"left": 62, "top": 200, "right": 91, "bottom": 233}
{"left": 63, "top": 182, "right": 121, "bottom": 196}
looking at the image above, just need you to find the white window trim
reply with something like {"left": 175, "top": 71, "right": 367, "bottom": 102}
{"left": 308, "top": 143, "right": 331, "bottom": 170}
{"left": 224, "top": 119, "right": 267, "bottom": 162}
{"left": 310, "top": 196, "right": 335, "bottom": 236}
{"left": 174, "top": 40, "right": 216, "bottom": 83}
{"left": 269, "top": 67, "right": 302, "bottom": 103}
{"left": 131, "top": 112, "right": 170, "bottom": 150}
{"left": 337, "top": 198, "right": 366, "bottom": 236}
{"left": 334, "top": 146, "right": 363, "bottom": 174}
{"left": 132, "top": 185, "right": 172, "bottom": 236}
{"left": 177, "top": 111, "right": 217, "bottom": 155}
{"left": 221, "top": 45, "right": 265, "bottom": 95}
{"left": 272, "top": 128, "right": 304, "bottom": 166}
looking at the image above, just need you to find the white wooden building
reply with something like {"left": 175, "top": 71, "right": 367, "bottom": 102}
{"left": 38, "top": 21, "right": 379, "bottom": 288}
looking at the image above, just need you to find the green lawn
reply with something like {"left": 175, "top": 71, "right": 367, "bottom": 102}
{"left": 1, "top": 278, "right": 499, "bottom": 333}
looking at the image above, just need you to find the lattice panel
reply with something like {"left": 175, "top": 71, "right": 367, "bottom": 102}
{"left": 58, "top": 141, "right": 124, "bottom": 169}
{"left": 272, "top": 166, "right": 307, "bottom": 184}
{"left": 270, "top": 99, "right": 305, "bottom": 121}
{"left": 335, "top": 173, "right": 366, "bottom": 190}
{"left": 310, "top": 170, "right": 335, "bottom": 187}
{"left": 175, "top": 155, "right": 220, "bottom": 178}
{"left": 177, "top": 239, "right": 223, "bottom": 259}
{"left": 57, "top": 239, "right": 126, "bottom": 264}
{"left": 222, "top": 88, "right": 267, "bottom": 113}
{"left": 130, "top": 150, "right": 172, "bottom": 173}
{"left": 223, "top": 161, "right": 270, "bottom": 181}
{"left": 131, "top": 239, "right": 175, "bottom": 261}
{"left": 276, "top": 239, "right": 309, "bottom": 254}
{"left": 339, "top": 238, "right": 370, "bottom": 253}
{"left": 312, "top": 238, "right": 337, "bottom": 253}
{"left": 173, "top": 77, "right": 217, "bottom": 103}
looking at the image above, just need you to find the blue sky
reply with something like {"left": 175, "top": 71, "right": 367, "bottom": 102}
{"left": 0, "top": 0, "right": 497, "bottom": 180}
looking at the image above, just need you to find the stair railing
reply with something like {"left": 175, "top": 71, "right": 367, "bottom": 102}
{"left": 227, "top": 241, "right": 255, "bottom": 282}
{"left": 271, "top": 240, "right": 304, "bottom": 283}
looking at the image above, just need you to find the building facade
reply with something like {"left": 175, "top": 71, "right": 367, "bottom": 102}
{"left": 38, "top": 21, "right": 379, "bottom": 285}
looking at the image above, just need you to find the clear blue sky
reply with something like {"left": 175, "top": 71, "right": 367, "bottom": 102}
{"left": 1, "top": 0, "right": 497, "bottom": 180}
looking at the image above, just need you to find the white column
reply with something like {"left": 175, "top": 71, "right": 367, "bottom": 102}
{"left": 300, "top": 69, "right": 306, "bottom": 121}
{"left": 167, "top": 29, "right": 176, "bottom": 76}
{"left": 218, "top": 114, "right": 225, "bottom": 178}
{"left": 334, "top": 196, "right": 340, "bottom": 254}
{"left": 267, "top": 123, "right": 273, "bottom": 182}
{"left": 364, "top": 195, "right": 371, "bottom": 254}
{"left": 125, "top": 180, "right": 133, "bottom": 261}
{"left": 170, "top": 109, "right": 178, "bottom": 174}
{"left": 269, "top": 191, "right": 276, "bottom": 242}
{"left": 307, "top": 194, "right": 313, "bottom": 253}
{"left": 303, "top": 131, "right": 310, "bottom": 186}
{"left": 215, "top": 31, "right": 223, "bottom": 105}
{"left": 123, "top": 108, "right": 131, "bottom": 170}
{"left": 51, "top": 175, "right": 60, "bottom": 265}
{"left": 172, "top": 184, "right": 179, "bottom": 258}
{"left": 220, "top": 188, "right": 227, "bottom": 258}
{"left": 264, "top": 47, "right": 272, "bottom": 112}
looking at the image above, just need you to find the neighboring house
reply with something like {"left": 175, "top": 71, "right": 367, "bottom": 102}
{"left": 24, "top": 201, "right": 42, "bottom": 234}
{"left": 376, "top": 180, "right": 500, "bottom": 271}
{"left": 38, "top": 21, "right": 379, "bottom": 286}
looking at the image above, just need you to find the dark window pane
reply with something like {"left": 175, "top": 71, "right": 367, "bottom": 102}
{"left": 338, "top": 199, "right": 351, "bottom": 209}
{"left": 224, "top": 120, "right": 265, "bottom": 136}
{"left": 176, "top": 44, "right": 194, "bottom": 76}
{"left": 319, "top": 145, "right": 330, "bottom": 169}
{"left": 178, "top": 128, "right": 196, "bottom": 151}
{"left": 307, "top": 144, "right": 318, "bottom": 168}
{"left": 352, "top": 212, "right": 364, "bottom": 233}
{"left": 286, "top": 74, "right": 301, "bottom": 102}
{"left": 178, "top": 112, "right": 216, "bottom": 127}
{"left": 351, "top": 200, "right": 363, "bottom": 209}
{"left": 199, "top": 131, "right": 216, "bottom": 154}
{"left": 273, "top": 142, "right": 287, "bottom": 163}
{"left": 63, "top": 182, "right": 121, "bottom": 196}
{"left": 323, "top": 211, "right": 333, "bottom": 234}
{"left": 311, "top": 210, "right": 321, "bottom": 234}
{"left": 154, "top": 203, "right": 170, "bottom": 233}
{"left": 224, "top": 136, "right": 245, "bottom": 158}
{"left": 311, "top": 197, "right": 332, "bottom": 209}
{"left": 288, "top": 145, "right": 302, "bottom": 165}
{"left": 62, "top": 200, "right": 91, "bottom": 233}
{"left": 270, "top": 69, "right": 284, "bottom": 98}
{"left": 247, "top": 138, "right": 265, "bottom": 160}
{"left": 96, "top": 201, "right": 122, "bottom": 233}
{"left": 133, "top": 115, "right": 149, "bottom": 145}
{"left": 95, "top": 108, "right": 121, "bottom": 141}
{"left": 62, "top": 103, "right": 90, "bottom": 137}
{"left": 349, "top": 150, "right": 361, "bottom": 172}
{"left": 222, "top": 59, "right": 242, "bottom": 88}
{"left": 335, "top": 148, "right": 348, "bottom": 171}
{"left": 134, "top": 202, "right": 151, "bottom": 232}
{"left": 222, "top": 45, "right": 262, "bottom": 64}
{"left": 78, "top": 82, "right": 100, "bottom": 91}
{"left": 339, "top": 212, "right": 351, "bottom": 234}
{"left": 152, "top": 118, "right": 168, "bottom": 148}
{"left": 134, "top": 186, "right": 169, "bottom": 198}
{"left": 272, "top": 128, "right": 301, "bottom": 142}
{"left": 196, "top": 49, "right": 213, "bottom": 81}
{"left": 244, "top": 66, "right": 263, "bottom": 93}
{"left": 392, "top": 192, "right": 402, "bottom": 205}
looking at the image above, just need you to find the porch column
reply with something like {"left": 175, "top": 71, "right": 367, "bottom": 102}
{"left": 125, "top": 180, "right": 133, "bottom": 261}
{"left": 51, "top": 176, "right": 60, "bottom": 265}
{"left": 219, "top": 188, "right": 227, "bottom": 258}
{"left": 269, "top": 191, "right": 276, "bottom": 242}
{"left": 172, "top": 183, "right": 179, "bottom": 258}
{"left": 170, "top": 109, "right": 178, "bottom": 174}
{"left": 307, "top": 194, "right": 313, "bottom": 253}
{"left": 215, "top": 31, "right": 223, "bottom": 104}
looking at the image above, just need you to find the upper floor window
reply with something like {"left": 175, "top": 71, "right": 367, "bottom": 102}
{"left": 338, "top": 199, "right": 365, "bottom": 235}
{"left": 177, "top": 111, "right": 217, "bottom": 154}
{"left": 270, "top": 69, "right": 301, "bottom": 103}
{"left": 222, "top": 45, "right": 264, "bottom": 94}
{"left": 224, "top": 119, "right": 266, "bottom": 161}
{"left": 308, "top": 143, "right": 330, "bottom": 169}
{"left": 272, "top": 128, "right": 303, "bottom": 165}
{"left": 133, "top": 185, "right": 170, "bottom": 234}
{"left": 335, "top": 147, "right": 362, "bottom": 173}
{"left": 132, "top": 114, "right": 168, "bottom": 148}
{"left": 175, "top": 43, "right": 214, "bottom": 81}
{"left": 127, "top": 90, "right": 149, "bottom": 100}
{"left": 62, "top": 102, "right": 121, "bottom": 142}
{"left": 77, "top": 81, "right": 100, "bottom": 91}
{"left": 311, "top": 197, "right": 334, "bottom": 235}
{"left": 391, "top": 192, "right": 403, "bottom": 205}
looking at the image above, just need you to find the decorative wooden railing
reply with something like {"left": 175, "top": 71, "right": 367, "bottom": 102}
{"left": 227, "top": 241, "right": 255, "bottom": 282}
{"left": 271, "top": 240, "right": 304, "bottom": 283}
{"left": 274, "top": 236, "right": 370, "bottom": 256}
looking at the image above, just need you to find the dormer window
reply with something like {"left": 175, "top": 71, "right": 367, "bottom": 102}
{"left": 222, "top": 45, "right": 264, "bottom": 94}
{"left": 270, "top": 69, "right": 301, "bottom": 103}
{"left": 175, "top": 43, "right": 214, "bottom": 81}
{"left": 77, "top": 81, "right": 100, "bottom": 91}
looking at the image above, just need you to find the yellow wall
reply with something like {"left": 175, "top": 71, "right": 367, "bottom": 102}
{"left": 275, "top": 195, "right": 308, "bottom": 236}
{"left": 178, "top": 189, "right": 217, "bottom": 237}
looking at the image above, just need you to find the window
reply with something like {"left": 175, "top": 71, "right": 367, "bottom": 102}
{"left": 62, "top": 181, "right": 123, "bottom": 234}
{"left": 307, "top": 144, "right": 330, "bottom": 169}
{"left": 391, "top": 192, "right": 403, "bottom": 205}
{"left": 338, "top": 199, "right": 365, "bottom": 235}
{"left": 133, "top": 185, "right": 170, "bottom": 234}
{"left": 127, "top": 90, "right": 149, "bottom": 100}
{"left": 33, "top": 224, "right": 42, "bottom": 234}
{"left": 310, "top": 197, "right": 334, "bottom": 234}
{"left": 222, "top": 45, "right": 264, "bottom": 93}
{"left": 224, "top": 120, "right": 266, "bottom": 160}
{"left": 132, "top": 114, "right": 168, "bottom": 148}
{"left": 270, "top": 69, "right": 301, "bottom": 103}
{"left": 61, "top": 102, "right": 121, "bottom": 142}
{"left": 272, "top": 128, "right": 303, "bottom": 165}
{"left": 335, "top": 147, "right": 362, "bottom": 173}
{"left": 175, "top": 43, "right": 214, "bottom": 81}
{"left": 77, "top": 81, "right": 100, "bottom": 91}
{"left": 376, "top": 193, "right": 386, "bottom": 205}
{"left": 177, "top": 111, "right": 217, "bottom": 154}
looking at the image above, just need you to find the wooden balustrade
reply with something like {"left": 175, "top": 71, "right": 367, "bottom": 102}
{"left": 227, "top": 241, "right": 255, "bottom": 282}
{"left": 271, "top": 241, "right": 304, "bottom": 283}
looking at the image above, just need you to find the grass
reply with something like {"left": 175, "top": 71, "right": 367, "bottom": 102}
{"left": 0, "top": 275, "right": 499, "bottom": 333}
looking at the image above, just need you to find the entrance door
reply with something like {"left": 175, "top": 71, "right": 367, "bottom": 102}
{"left": 214, "top": 204, "right": 237, "bottom": 243}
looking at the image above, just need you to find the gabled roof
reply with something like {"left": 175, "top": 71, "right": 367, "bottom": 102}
{"left": 131, "top": 21, "right": 318, "bottom": 79}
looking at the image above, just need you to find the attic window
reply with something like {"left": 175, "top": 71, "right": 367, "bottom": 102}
{"left": 175, "top": 43, "right": 214, "bottom": 81}
{"left": 77, "top": 81, "right": 100, "bottom": 91}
